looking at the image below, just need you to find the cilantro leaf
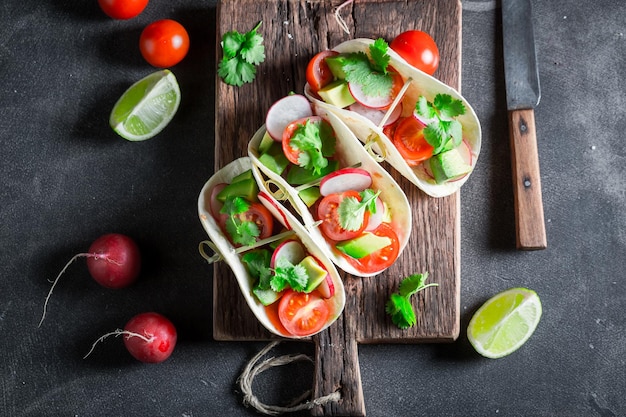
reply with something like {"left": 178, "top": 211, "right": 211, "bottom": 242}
{"left": 386, "top": 293, "right": 416, "bottom": 329}
{"left": 338, "top": 189, "right": 380, "bottom": 231}
{"left": 369, "top": 38, "right": 390, "bottom": 74}
{"left": 241, "top": 250, "right": 273, "bottom": 289}
{"left": 386, "top": 272, "right": 438, "bottom": 329}
{"left": 219, "top": 21, "right": 265, "bottom": 86}
{"left": 415, "top": 94, "right": 466, "bottom": 155}
{"left": 338, "top": 52, "right": 393, "bottom": 98}
{"left": 289, "top": 119, "right": 336, "bottom": 174}
{"left": 220, "top": 196, "right": 260, "bottom": 246}
{"left": 271, "top": 257, "right": 308, "bottom": 292}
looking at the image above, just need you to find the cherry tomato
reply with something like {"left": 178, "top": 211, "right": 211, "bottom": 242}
{"left": 139, "top": 19, "right": 190, "bottom": 68}
{"left": 217, "top": 202, "right": 274, "bottom": 245}
{"left": 278, "top": 290, "right": 330, "bottom": 336}
{"left": 392, "top": 116, "right": 434, "bottom": 165}
{"left": 317, "top": 191, "right": 369, "bottom": 242}
{"left": 306, "top": 50, "right": 339, "bottom": 93}
{"left": 98, "top": 0, "right": 148, "bottom": 20}
{"left": 344, "top": 223, "right": 400, "bottom": 273}
{"left": 282, "top": 116, "right": 334, "bottom": 166}
{"left": 390, "top": 30, "right": 440, "bottom": 75}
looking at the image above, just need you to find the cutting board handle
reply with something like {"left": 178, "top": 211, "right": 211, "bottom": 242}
{"left": 312, "top": 316, "right": 365, "bottom": 416}
{"left": 508, "top": 108, "right": 547, "bottom": 250}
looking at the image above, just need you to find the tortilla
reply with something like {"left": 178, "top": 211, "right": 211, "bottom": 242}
{"left": 248, "top": 109, "right": 412, "bottom": 278}
{"left": 198, "top": 157, "right": 345, "bottom": 338}
{"left": 304, "top": 38, "right": 482, "bottom": 198}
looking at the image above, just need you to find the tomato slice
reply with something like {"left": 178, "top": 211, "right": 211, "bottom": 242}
{"left": 316, "top": 191, "right": 369, "bottom": 242}
{"left": 306, "top": 50, "right": 339, "bottom": 93}
{"left": 217, "top": 201, "right": 274, "bottom": 244}
{"left": 344, "top": 223, "right": 400, "bottom": 273}
{"left": 278, "top": 290, "right": 330, "bottom": 336}
{"left": 392, "top": 116, "right": 434, "bottom": 165}
{"left": 282, "top": 116, "right": 335, "bottom": 166}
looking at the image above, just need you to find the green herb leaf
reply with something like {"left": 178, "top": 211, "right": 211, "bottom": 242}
{"left": 289, "top": 119, "right": 336, "bottom": 175}
{"left": 338, "top": 52, "right": 393, "bottom": 98}
{"left": 218, "top": 21, "right": 265, "bottom": 86}
{"left": 415, "top": 94, "right": 466, "bottom": 155}
{"left": 386, "top": 272, "right": 438, "bottom": 329}
{"left": 241, "top": 249, "right": 273, "bottom": 289}
{"left": 338, "top": 189, "right": 380, "bottom": 231}
{"left": 271, "top": 257, "right": 309, "bottom": 292}
{"left": 220, "top": 196, "right": 260, "bottom": 246}
{"left": 369, "top": 38, "right": 391, "bottom": 74}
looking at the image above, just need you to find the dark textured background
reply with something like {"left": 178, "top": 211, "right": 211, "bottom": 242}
{"left": 2, "top": 1, "right": 625, "bottom": 416}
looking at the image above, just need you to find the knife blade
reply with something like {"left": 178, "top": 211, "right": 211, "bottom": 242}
{"left": 502, "top": 0, "right": 547, "bottom": 250}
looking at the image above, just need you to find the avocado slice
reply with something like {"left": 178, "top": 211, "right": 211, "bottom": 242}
{"left": 317, "top": 80, "right": 356, "bottom": 109}
{"left": 429, "top": 148, "right": 472, "bottom": 184}
{"left": 324, "top": 55, "right": 348, "bottom": 79}
{"left": 259, "top": 140, "right": 290, "bottom": 175}
{"left": 216, "top": 177, "right": 259, "bottom": 202}
{"left": 300, "top": 255, "right": 329, "bottom": 293}
{"left": 286, "top": 160, "right": 339, "bottom": 185}
{"left": 253, "top": 286, "right": 282, "bottom": 306}
{"left": 336, "top": 232, "right": 392, "bottom": 259}
{"left": 258, "top": 131, "right": 275, "bottom": 154}
{"left": 298, "top": 186, "right": 321, "bottom": 207}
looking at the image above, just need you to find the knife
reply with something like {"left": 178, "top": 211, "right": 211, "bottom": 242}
{"left": 502, "top": 0, "right": 547, "bottom": 250}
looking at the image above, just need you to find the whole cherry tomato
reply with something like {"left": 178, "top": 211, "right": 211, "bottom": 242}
{"left": 139, "top": 19, "right": 190, "bottom": 68}
{"left": 98, "top": 0, "right": 148, "bottom": 20}
{"left": 390, "top": 30, "right": 440, "bottom": 75}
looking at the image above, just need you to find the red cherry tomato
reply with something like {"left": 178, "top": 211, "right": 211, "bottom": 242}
{"left": 390, "top": 30, "right": 440, "bottom": 75}
{"left": 392, "top": 116, "right": 434, "bottom": 165}
{"left": 139, "top": 19, "right": 190, "bottom": 68}
{"left": 98, "top": 0, "right": 148, "bottom": 20}
{"left": 278, "top": 290, "right": 330, "bottom": 336}
{"left": 217, "top": 202, "right": 274, "bottom": 245}
{"left": 344, "top": 223, "right": 400, "bottom": 273}
{"left": 282, "top": 116, "right": 334, "bottom": 166}
{"left": 306, "top": 50, "right": 339, "bottom": 93}
{"left": 317, "top": 191, "right": 369, "bottom": 242}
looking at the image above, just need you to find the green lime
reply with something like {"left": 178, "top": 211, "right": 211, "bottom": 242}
{"left": 467, "top": 287, "right": 542, "bottom": 359}
{"left": 110, "top": 69, "right": 180, "bottom": 141}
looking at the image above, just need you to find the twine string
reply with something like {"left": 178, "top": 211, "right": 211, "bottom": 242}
{"left": 237, "top": 341, "right": 341, "bottom": 415}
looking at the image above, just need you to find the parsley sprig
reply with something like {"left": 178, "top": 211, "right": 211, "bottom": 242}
{"left": 386, "top": 272, "right": 438, "bottom": 329}
{"left": 220, "top": 196, "right": 260, "bottom": 246}
{"left": 338, "top": 189, "right": 380, "bottom": 231}
{"left": 415, "top": 94, "right": 466, "bottom": 155}
{"left": 218, "top": 21, "right": 265, "bottom": 87}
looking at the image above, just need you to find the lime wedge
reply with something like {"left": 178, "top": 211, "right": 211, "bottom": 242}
{"left": 467, "top": 287, "right": 542, "bottom": 359}
{"left": 110, "top": 69, "right": 180, "bottom": 141}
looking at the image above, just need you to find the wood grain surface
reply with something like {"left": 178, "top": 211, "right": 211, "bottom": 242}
{"left": 212, "top": 0, "right": 462, "bottom": 414}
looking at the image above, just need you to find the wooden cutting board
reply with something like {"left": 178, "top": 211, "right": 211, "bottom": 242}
{"left": 212, "top": 0, "right": 462, "bottom": 415}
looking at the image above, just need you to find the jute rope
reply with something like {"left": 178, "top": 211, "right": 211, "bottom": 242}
{"left": 238, "top": 341, "right": 341, "bottom": 415}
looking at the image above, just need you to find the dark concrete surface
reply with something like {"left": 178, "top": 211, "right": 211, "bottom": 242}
{"left": 2, "top": 1, "right": 625, "bottom": 416}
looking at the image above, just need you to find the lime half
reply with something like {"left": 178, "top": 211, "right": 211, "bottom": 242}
{"left": 467, "top": 287, "right": 542, "bottom": 359}
{"left": 110, "top": 69, "right": 181, "bottom": 141}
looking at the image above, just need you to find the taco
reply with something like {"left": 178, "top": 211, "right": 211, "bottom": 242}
{"left": 248, "top": 96, "right": 412, "bottom": 278}
{"left": 198, "top": 157, "right": 345, "bottom": 338}
{"left": 304, "top": 38, "right": 482, "bottom": 198}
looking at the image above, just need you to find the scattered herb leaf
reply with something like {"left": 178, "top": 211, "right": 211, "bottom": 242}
{"left": 218, "top": 21, "right": 265, "bottom": 87}
{"left": 386, "top": 272, "right": 438, "bottom": 329}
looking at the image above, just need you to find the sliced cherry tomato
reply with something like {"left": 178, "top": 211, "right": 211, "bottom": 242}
{"left": 390, "top": 30, "right": 440, "bottom": 76}
{"left": 282, "top": 116, "right": 335, "bottom": 166}
{"left": 139, "top": 19, "right": 190, "bottom": 68}
{"left": 392, "top": 116, "right": 434, "bottom": 165}
{"left": 317, "top": 191, "right": 369, "bottom": 242}
{"left": 278, "top": 290, "right": 330, "bottom": 336}
{"left": 217, "top": 201, "right": 274, "bottom": 245}
{"left": 306, "top": 50, "right": 339, "bottom": 93}
{"left": 344, "top": 223, "right": 400, "bottom": 273}
{"left": 98, "top": 0, "right": 148, "bottom": 20}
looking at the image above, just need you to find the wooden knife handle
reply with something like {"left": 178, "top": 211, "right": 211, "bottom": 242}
{"left": 508, "top": 108, "right": 547, "bottom": 250}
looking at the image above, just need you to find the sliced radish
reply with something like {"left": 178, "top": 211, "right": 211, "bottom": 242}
{"left": 317, "top": 274, "right": 335, "bottom": 299}
{"left": 319, "top": 168, "right": 372, "bottom": 196}
{"left": 265, "top": 95, "right": 313, "bottom": 141}
{"left": 258, "top": 191, "right": 291, "bottom": 230}
{"left": 348, "top": 101, "right": 402, "bottom": 127}
{"left": 364, "top": 197, "right": 385, "bottom": 232}
{"left": 270, "top": 240, "right": 306, "bottom": 268}
{"left": 348, "top": 82, "right": 392, "bottom": 109}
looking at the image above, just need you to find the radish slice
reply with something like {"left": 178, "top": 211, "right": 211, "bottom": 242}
{"left": 270, "top": 240, "right": 306, "bottom": 268}
{"left": 364, "top": 197, "right": 385, "bottom": 232}
{"left": 258, "top": 191, "right": 291, "bottom": 229}
{"left": 209, "top": 183, "right": 226, "bottom": 218}
{"left": 265, "top": 95, "right": 313, "bottom": 141}
{"left": 317, "top": 274, "right": 335, "bottom": 299}
{"left": 348, "top": 101, "right": 402, "bottom": 127}
{"left": 319, "top": 167, "right": 372, "bottom": 196}
{"left": 348, "top": 82, "right": 392, "bottom": 109}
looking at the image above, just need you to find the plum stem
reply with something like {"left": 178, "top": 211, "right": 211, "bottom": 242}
{"left": 83, "top": 329, "right": 153, "bottom": 359}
